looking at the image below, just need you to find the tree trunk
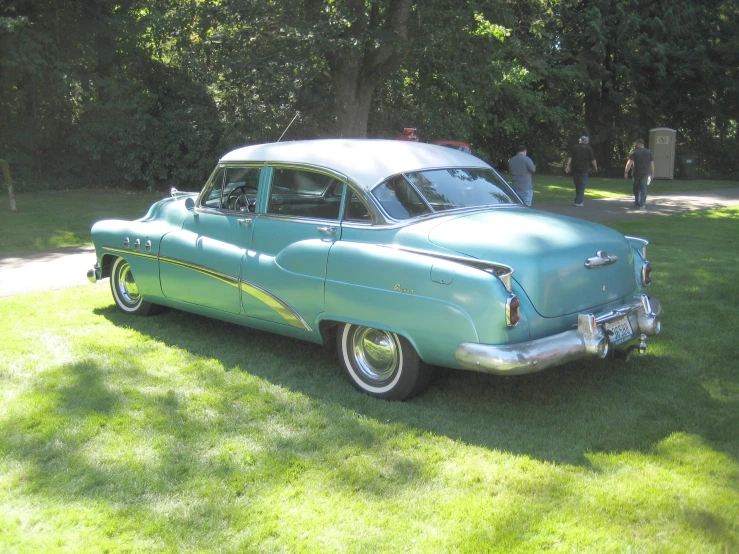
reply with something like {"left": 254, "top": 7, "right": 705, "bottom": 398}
{"left": 320, "top": 0, "right": 414, "bottom": 138}
{"left": 1, "top": 160, "right": 18, "bottom": 213}
{"left": 332, "top": 62, "right": 380, "bottom": 138}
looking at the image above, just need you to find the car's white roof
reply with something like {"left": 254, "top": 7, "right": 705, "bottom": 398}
{"left": 219, "top": 139, "right": 490, "bottom": 190}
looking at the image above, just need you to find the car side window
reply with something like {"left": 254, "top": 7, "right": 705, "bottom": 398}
{"left": 201, "top": 166, "right": 261, "bottom": 211}
{"left": 222, "top": 167, "right": 261, "bottom": 211}
{"left": 344, "top": 189, "right": 372, "bottom": 222}
{"left": 201, "top": 167, "right": 226, "bottom": 209}
{"left": 372, "top": 176, "right": 431, "bottom": 220}
{"left": 267, "top": 168, "right": 342, "bottom": 220}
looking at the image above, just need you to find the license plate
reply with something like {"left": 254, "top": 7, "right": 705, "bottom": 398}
{"left": 604, "top": 316, "right": 634, "bottom": 346}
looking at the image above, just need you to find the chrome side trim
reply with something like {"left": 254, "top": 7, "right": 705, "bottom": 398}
{"left": 159, "top": 255, "right": 240, "bottom": 287}
{"left": 104, "top": 246, "right": 158, "bottom": 261}
{"left": 101, "top": 246, "right": 312, "bottom": 331}
{"left": 239, "top": 282, "right": 313, "bottom": 332}
{"left": 379, "top": 244, "right": 515, "bottom": 292}
{"left": 456, "top": 294, "right": 662, "bottom": 375}
{"left": 626, "top": 236, "right": 649, "bottom": 259}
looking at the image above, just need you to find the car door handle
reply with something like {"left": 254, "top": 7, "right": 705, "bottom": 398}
{"left": 237, "top": 219, "right": 253, "bottom": 226}
{"left": 317, "top": 226, "right": 337, "bottom": 234}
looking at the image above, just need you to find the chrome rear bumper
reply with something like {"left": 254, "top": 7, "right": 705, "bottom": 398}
{"left": 456, "top": 295, "right": 662, "bottom": 375}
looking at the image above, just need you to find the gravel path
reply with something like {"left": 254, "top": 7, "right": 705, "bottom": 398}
{"left": 534, "top": 187, "right": 739, "bottom": 223}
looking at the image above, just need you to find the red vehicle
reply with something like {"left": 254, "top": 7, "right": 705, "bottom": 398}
{"left": 431, "top": 140, "right": 472, "bottom": 155}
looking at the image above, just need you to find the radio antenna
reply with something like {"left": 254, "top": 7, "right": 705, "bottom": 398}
{"left": 277, "top": 111, "right": 300, "bottom": 142}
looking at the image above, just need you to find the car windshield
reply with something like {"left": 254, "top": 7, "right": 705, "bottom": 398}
{"left": 371, "top": 168, "right": 519, "bottom": 220}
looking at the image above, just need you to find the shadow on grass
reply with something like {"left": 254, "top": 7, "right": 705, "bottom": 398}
{"left": 0, "top": 311, "right": 437, "bottom": 546}
{"left": 2, "top": 278, "right": 737, "bottom": 549}
{"left": 87, "top": 302, "right": 737, "bottom": 468}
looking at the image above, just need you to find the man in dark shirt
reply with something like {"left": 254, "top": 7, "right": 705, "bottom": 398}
{"left": 565, "top": 136, "right": 597, "bottom": 206}
{"left": 624, "top": 138, "right": 655, "bottom": 209}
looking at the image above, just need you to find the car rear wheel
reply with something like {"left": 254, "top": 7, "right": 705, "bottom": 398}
{"left": 336, "top": 323, "right": 432, "bottom": 400}
{"left": 110, "top": 257, "right": 158, "bottom": 315}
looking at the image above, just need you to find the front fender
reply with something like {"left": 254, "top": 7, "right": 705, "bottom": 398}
{"left": 91, "top": 219, "right": 170, "bottom": 300}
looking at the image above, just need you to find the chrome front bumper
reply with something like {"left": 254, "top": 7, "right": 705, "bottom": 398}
{"left": 456, "top": 295, "right": 662, "bottom": 376}
{"left": 87, "top": 262, "right": 102, "bottom": 283}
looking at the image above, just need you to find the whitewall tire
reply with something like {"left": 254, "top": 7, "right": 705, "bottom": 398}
{"left": 110, "top": 257, "right": 157, "bottom": 316}
{"left": 336, "top": 323, "right": 432, "bottom": 400}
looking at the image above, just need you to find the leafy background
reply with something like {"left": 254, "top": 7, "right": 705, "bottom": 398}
{"left": 1, "top": 0, "right": 737, "bottom": 190}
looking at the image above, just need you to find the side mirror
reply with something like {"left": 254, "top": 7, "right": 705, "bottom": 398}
{"left": 185, "top": 197, "right": 195, "bottom": 211}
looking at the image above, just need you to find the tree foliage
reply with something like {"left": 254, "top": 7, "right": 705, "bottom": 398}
{"left": 1, "top": 0, "right": 737, "bottom": 189}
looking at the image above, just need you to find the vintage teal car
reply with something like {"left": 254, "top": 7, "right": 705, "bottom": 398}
{"left": 88, "top": 139, "right": 661, "bottom": 400}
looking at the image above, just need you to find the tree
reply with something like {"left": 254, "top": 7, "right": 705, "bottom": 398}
{"left": 0, "top": 0, "right": 222, "bottom": 188}
{"left": 150, "top": 0, "right": 418, "bottom": 139}
{"left": 307, "top": 0, "right": 416, "bottom": 137}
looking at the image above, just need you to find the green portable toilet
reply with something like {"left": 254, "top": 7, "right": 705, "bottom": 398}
{"left": 648, "top": 127, "right": 676, "bottom": 179}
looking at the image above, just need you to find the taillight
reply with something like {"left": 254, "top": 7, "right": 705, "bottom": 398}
{"left": 506, "top": 294, "right": 520, "bottom": 327}
{"left": 642, "top": 261, "right": 652, "bottom": 286}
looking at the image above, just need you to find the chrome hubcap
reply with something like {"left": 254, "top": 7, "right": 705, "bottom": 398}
{"left": 351, "top": 327, "right": 399, "bottom": 383}
{"left": 116, "top": 262, "right": 140, "bottom": 305}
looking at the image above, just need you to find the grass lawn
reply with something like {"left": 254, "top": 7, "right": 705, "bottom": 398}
{"left": 1, "top": 207, "right": 737, "bottom": 552}
{"left": 1, "top": 178, "right": 738, "bottom": 253}
{"left": 0, "top": 189, "right": 165, "bottom": 253}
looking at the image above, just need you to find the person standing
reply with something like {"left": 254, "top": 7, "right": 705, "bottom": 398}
{"left": 624, "top": 138, "right": 655, "bottom": 210}
{"left": 508, "top": 145, "right": 536, "bottom": 206}
{"left": 565, "top": 136, "right": 597, "bottom": 206}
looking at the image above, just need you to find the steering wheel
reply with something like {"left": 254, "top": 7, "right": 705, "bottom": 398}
{"left": 226, "top": 186, "right": 254, "bottom": 211}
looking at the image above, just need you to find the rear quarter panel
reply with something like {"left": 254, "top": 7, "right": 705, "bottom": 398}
{"left": 324, "top": 237, "right": 531, "bottom": 368}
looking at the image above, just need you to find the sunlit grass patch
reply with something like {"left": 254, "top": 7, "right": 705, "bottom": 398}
{"left": 0, "top": 189, "right": 164, "bottom": 253}
{"left": 1, "top": 208, "right": 738, "bottom": 552}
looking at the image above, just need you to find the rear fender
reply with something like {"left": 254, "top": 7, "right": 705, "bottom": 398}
{"left": 325, "top": 242, "right": 530, "bottom": 367}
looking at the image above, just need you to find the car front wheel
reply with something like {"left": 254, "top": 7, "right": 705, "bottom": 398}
{"left": 336, "top": 323, "right": 432, "bottom": 400}
{"left": 110, "top": 257, "right": 158, "bottom": 315}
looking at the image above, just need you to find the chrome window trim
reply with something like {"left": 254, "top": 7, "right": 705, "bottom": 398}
{"left": 257, "top": 213, "right": 342, "bottom": 225}
{"left": 378, "top": 244, "right": 515, "bottom": 292}
{"left": 264, "top": 163, "right": 347, "bottom": 182}
{"left": 192, "top": 206, "right": 259, "bottom": 220}
{"left": 341, "top": 186, "right": 377, "bottom": 224}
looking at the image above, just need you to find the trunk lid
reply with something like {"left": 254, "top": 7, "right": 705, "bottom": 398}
{"left": 404, "top": 208, "right": 637, "bottom": 318}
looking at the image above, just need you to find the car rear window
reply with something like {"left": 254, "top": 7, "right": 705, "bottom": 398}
{"left": 372, "top": 168, "right": 519, "bottom": 220}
